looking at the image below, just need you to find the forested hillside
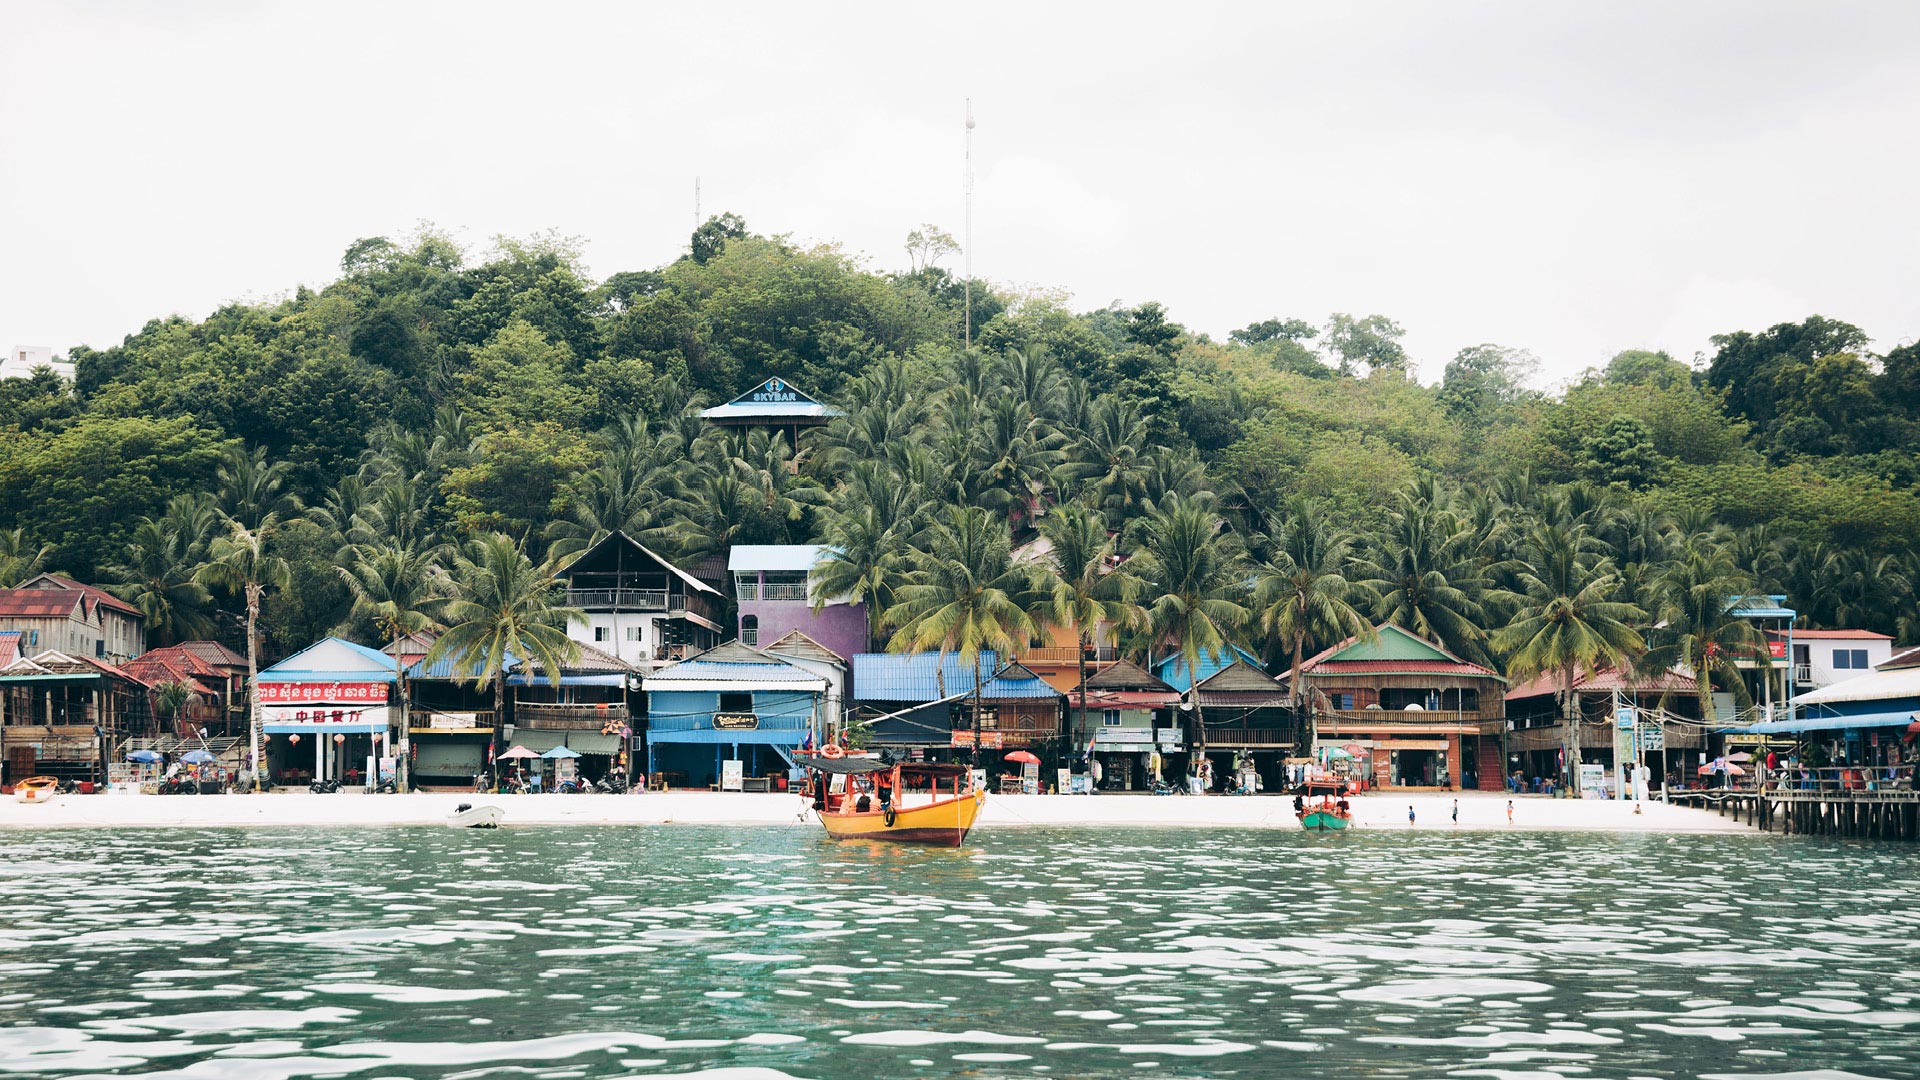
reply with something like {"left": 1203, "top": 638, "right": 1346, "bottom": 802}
{"left": 1, "top": 218, "right": 1917, "bottom": 674}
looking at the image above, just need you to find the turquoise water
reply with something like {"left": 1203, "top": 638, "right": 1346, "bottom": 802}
{"left": 1, "top": 826, "right": 1918, "bottom": 1079}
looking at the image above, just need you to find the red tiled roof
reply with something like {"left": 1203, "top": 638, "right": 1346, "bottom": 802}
{"left": 1506, "top": 666, "right": 1697, "bottom": 700}
{"left": 0, "top": 630, "right": 19, "bottom": 668}
{"left": 1767, "top": 629, "right": 1893, "bottom": 640}
{"left": 1311, "top": 659, "right": 1501, "bottom": 678}
{"left": 21, "top": 573, "right": 143, "bottom": 617}
{"left": 0, "top": 589, "right": 84, "bottom": 618}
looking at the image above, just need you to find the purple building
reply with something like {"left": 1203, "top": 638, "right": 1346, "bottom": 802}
{"left": 728, "top": 545, "right": 868, "bottom": 668}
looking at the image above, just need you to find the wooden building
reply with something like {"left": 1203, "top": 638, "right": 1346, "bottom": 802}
{"left": 1299, "top": 623, "right": 1507, "bottom": 790}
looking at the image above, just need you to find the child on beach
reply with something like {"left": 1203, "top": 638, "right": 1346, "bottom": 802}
{"left": 1506, "top": 800, "right": 1514, "bottom": 823}
{"left": 1407, "top": 805, "right": 1416, "bottom": 825}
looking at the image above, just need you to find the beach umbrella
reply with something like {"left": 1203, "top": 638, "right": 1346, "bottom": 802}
{"left": 1003, "top": 750, "right": 1040, "bottom": 765}
{"left": 1726, "top": 752, "right": 1754, "bottom": 763}
{"left": 180, "top": 749, "right": 216, "bottom": 764}
{"left": 499, "top": 746, "right": 541, "bottom": 761}
{"left": 1724, "top": 763, "right": 1747, "bottom": 776}
{"left": 125, "top": 749, "right": 163, "bottom": 764}
{"left": 541, "top": 746, "right": 582, "bottom": 760}
{"left": 1322, "top": 747, "right": 1354, "bottom": 761}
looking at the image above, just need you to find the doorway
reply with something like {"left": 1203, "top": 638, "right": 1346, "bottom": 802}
{"left": 1393, "top": 748, "right": 1437, "bottom": 786}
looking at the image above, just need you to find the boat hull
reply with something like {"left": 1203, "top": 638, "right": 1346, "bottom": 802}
{"left": 15, "top": 778, "right": 58, "bottom": 805}
{"left": 447, "top": 805, "right": 504, "bottom": 828}
{"left": 818, "top": 791, "right": 985, "bottom": 847}
{"left": 1298, "top": 808, "right": 1350, "bottom": 831}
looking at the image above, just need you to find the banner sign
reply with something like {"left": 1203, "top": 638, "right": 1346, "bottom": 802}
{"left": 713, "top": 712, "right": 760, "bottom": 731}
{"left": 263, "top": 704, "right": 384, "bottom": 725}
{"left": 258, "top": 682, "right": 388, "bottom": 705}
{"left": 949, "top": 731, "right": 1005, "bottom": 748}
{"left": 1768, "top": 641, "right": 1787, "bottom": 658}
{"left": 428, "top": 712, "right": 480, "bottom": 730}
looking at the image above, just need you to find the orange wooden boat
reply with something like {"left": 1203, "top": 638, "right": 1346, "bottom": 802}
{"left": 797, "top": 753, "right": 984, "bottom": 847}
{"left": 14, "top": 776, "right": 59, "bottom": 804}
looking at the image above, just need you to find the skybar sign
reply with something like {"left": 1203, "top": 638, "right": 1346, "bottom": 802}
{"left": 750, "top": 378, "right": 800, "bottom": 403}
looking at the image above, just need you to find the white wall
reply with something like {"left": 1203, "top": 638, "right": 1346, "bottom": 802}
{"left": 1807, "top": 638, "right": 1895, "bottom": 689}
{"left": 1, "top": 345, "right": 74, "bottom": 381}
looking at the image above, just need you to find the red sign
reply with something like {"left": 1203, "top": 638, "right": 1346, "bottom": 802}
{"left": 949, "top": 731, "right": 1005, "bottom": 748}
{"left": 1768, "top": 641, "right": 1787, "bottom": 659}
{"left": 258, "top": 681, "right": 389, "bottom": 705}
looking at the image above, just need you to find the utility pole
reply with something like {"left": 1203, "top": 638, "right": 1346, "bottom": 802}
{"left": 963, "top": 99, "right": 974, "bottom": 349}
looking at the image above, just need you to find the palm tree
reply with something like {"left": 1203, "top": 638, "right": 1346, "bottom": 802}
{"left": 217, "top": 444, "right": 295, "bottom": 531}
{"left": 0, "top": 527, "right": 51, "bottom": 588}
{"left": 151, "top": 680, "right": 194, "bottom": 739}
{"left": 1250, "top": 498, "right": 1375, "bottom": 750}
{"left": 1640, "top": 541, "right": 1772, "bottom": 727}
{"left": 812, "top": 466, "right": 925, "bottom": 644}
{"left": 883, "top": 506, "right": 1041, "bottom": 766}
{"left": 339, "top": 544, "right": 450, "bottom": 793}
{"left": 1492, "top": 522, "right": 1646, "bottom": 795}
{"left": 198, "top": 515, "right": 292, "bottom": 793}
{"left": 1034, "top": 504, "right": 1146, "bottom": 757}
{"left": 424, "top": 535, "right": 584, "bottom": 775}
{"left": 1352, "top": 495, "right": 1492, "bottom": 665}
{"left": 1137, "top": 495, "right": 1248, "bottom": 766}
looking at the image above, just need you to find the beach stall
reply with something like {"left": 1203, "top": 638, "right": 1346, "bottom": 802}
{"left": 256, "top": 637, "right": 398, "bottom": 789}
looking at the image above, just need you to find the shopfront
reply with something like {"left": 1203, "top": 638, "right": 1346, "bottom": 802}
{"left": 255, "top": 638, "right": 399, "bottom": 789}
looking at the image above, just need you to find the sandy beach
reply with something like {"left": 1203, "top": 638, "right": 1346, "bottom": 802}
{"left": 0, "top": 788, "right": 1752, "bottom": 833}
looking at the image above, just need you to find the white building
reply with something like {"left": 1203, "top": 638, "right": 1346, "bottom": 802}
{"left": 557, "top": 532, "right": 724, "bottom": 669}
{"left": 1, "top": 345, "right": 74, "bottom": 382}
{"left": 1773, "top": 629, "right": 1896, "bottom": 693}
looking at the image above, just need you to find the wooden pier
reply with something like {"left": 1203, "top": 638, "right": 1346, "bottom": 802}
{"left": 1669, "top": 775, "right": 1920, "bottom": 840}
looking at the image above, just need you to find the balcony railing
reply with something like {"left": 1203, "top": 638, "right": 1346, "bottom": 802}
{"left": 566, "top": 589, "right": 670, "bottom": 611}
{"left": 1016, "top": 646, "right": 1119, "bottom": 665}
{"left": 1319, "top": 708, "right": 1501, "bottom": 729}
{"left": 736, "top": 583, "right": 811, "bottom": 602}
{"left": 1794, "top": 664, "right": 1813, "bottom": 685}
{"left": 408, "top": 710, "right": 496, "bottom": 730}
{"left": 1203, "top": 727, "right": 1296, "bottom": 746}
{"left": 514, "top": 703, "right": 629, "bottom": 730}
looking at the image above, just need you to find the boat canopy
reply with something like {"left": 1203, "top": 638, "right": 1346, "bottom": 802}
{"left": 794, "top": 753, "right": 970, "bottom": 778}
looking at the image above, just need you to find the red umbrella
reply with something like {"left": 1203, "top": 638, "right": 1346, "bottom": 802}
{"left": 1004, "top": 750, "right": 1041, "bottom": 764}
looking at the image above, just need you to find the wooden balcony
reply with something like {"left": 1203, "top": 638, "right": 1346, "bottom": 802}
{"left": 1201, "top": 727, "right": 1296, "bottom": 747}
{"left": 1317, "top": 708, "right": 1503, "bottom": 734}
{"left": 566, "top": 588, "right": 670, "bottom": 611}
{"left": 514, "top": 703, "right": 629, "bottom": 731}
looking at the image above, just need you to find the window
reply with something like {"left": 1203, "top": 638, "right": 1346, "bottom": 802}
{"left": 1331, "top": 693, "right": 1355, "bottom": 710}
{"left": 1102, "top": 708, "right": 1122, "bottom": 727}
{"left": 719, "top": 692, "right": 753, "bottom": 714}
{"left": 594, "top": 626, "right": 610, "bottom": 643}
{"left": 1834, "top": 648, "right": 1869, "bottom": 670}
{"left": 95, "top": 639, "right": 104, "bottom": 657}
{"left": 741, "top": 615, "right": 759, "bottom": 646}
{"left": 626, "top": 626, "right": 641, "bottom": 641}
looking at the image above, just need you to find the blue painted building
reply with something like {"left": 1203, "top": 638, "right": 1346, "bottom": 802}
{"left": 851, "top": 651, "right": 1061, "bottom": 751}
{"left": 641, "top": 640, "right": 833, "bottom": 787}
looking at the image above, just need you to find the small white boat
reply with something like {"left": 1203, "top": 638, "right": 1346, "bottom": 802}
{"left": 447, "top": 802, "right": 503, "bottom": 829}
{"left": 15, "top": 777, "right": 59, "bottom": 804}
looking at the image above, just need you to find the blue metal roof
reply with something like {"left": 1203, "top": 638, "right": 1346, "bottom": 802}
{"left": 1727, "top": 709, "right": 1917, "bottom": 735}
{"left": 258, "top": 637, "right": 401, "bottom": 683}
{"left": 410, "top": 648, "right": 520, "bottom": 682}
{"left": 853, "top": 652, "right": 1057, "bottom": 701}
{"left": 1728, "top": 595, "right": 1796, "bottom": 619}
{"left": 1154, "top": 644, "right": 1262, "bottom": 692}
{"left": 647, "top": 659, "right": 820, "bottom": 684}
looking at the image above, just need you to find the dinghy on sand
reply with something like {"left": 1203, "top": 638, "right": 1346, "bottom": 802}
{"left": 447, "top": 803, "right": 504, "bottom": 828}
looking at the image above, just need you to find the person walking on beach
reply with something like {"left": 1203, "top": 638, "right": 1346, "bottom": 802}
{"left": 1506, "top": 799, "right": 1514, "bottom": 824}
{"left": 1451, "top": 798, "right": 1459, "bottom": 824}
{"left": 1407, "top": 804, "right": 1416, "bottom": 826}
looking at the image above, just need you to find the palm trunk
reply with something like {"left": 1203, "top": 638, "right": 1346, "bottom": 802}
{"left": 246, "top": 585, "right": 262, "bottom": 794}
{"left": 1290, "top": 628, "right": 1308, "bottom": 754}
{"left": 394, "top": 629, "right": 410, "bottom": 794}
{"left": 971, "top": 653, "right": 983, "bottom": 773}
{"left": 1562, "top": 661, "right": 1578, "bottom": 797}
{"left": 1075, "top": 630, "right": 1089, "bottom": 762}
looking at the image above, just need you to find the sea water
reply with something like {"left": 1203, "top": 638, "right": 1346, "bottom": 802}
{"left": 1, "top": 825, "right": 1916, "bottom": 1079}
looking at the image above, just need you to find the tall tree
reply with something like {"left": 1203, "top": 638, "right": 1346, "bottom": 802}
{"left": 1492, "top": 522, "right": 1646, "bottom": 794}
{"left": 0, "top": 528, "right": 51, "bottom": 588}
{"left": 1033, "top": 504, "right": 1145, "bottom": 757}
{"left": 197, "top": 514, "right": 291, "bottom": 792}
{"left": 424, "top": 535, "right": 584, "bottom": 777}
{"left": 1640, "top": 541, "right": 1771, "bottom": 727}
{"left": 1137, "top": 495, "right": 1248, "bottom": 770}
{"left": 1251, "top": 498, "right": 1375, "bottom": 749}
{"left": 883, "top": 506, "right": 1041, "bottom": 766}
{"left": 339, "top": 543, "right": 449, "bottom": 792}
{"left": 1351, "top": 496, "right": 1491, "bottom": 665}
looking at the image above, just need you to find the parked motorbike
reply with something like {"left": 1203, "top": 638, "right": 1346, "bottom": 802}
{"left": 309, "top": 778, "right": 341, "bottom": 794}
{"left": 373, "top": 777, "right": 397, "bottom": 794}
{"left": 1148, "top": 778, "right": 1185, "bottom": 796}
{"left": 555, "top": 778, "right": 588, "bottom": 794}
{"left": 593, "top": 776, "right": 628, "bottom": 794}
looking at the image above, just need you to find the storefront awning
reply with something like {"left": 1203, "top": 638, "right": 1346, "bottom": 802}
{"left": 1726, "top": 710, "right": 1919, "bottom": 735}
{"left": 511, "top": 730, "right": 621, "bottom": 755}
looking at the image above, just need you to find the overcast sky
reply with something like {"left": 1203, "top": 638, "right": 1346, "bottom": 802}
{"left": 4, "top": 1, "right": 1917, "bottom": 386}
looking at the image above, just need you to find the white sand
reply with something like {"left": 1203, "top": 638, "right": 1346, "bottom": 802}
{"left": 0, "top": 789, "right": 1751, "bottom": 833}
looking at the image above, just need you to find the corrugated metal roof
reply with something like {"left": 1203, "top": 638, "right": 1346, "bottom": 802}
{"left": 646, "top": 660, "right": 820, "bottom": 684}
{"left": 699, "top": 401, "right": 844, "bottom": 420}
{"left": 20, "top": 573, "right": 143, "bottom": 617}
{"left": 1506, "top": 666, "right": 1696, "bottom": 700}
{"left": 1775, "top": 629, "right": 1892, "bottom": 640}
{"left": 1154, "top": 645, "right": 1262, "bottom": 692}
{"left": 0, "top": 590, "right": 83, "bottom": 617}
{"left": 0, "top": 630, "right": 19, "bottom": 668}
{"left": 1309, "top": 659, "right": 1502, "bottom": 679}
{"left": 728, "top": 545, "right": 825, "bottom": 573}
{"left": 260, "top": 637, "right": 402, "bottom": 683}
{"left": 1796, "top": 666, "right": 1920, "bottom": 706}
{"left": 853, "top": 651, "right": 1059, "bottom": 701}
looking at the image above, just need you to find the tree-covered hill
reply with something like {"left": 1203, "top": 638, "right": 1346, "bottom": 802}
{"left": 2, "top": 218, "right": 1916, "bottom": 664}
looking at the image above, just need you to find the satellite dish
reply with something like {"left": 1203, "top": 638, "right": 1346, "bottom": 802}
{"left": 1403, "top": 703, "right": 1425, "bottom": 711}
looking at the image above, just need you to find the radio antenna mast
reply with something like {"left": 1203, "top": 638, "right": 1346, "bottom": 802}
{"left": 964, "top": 99, "right": 975, "bottom": 350}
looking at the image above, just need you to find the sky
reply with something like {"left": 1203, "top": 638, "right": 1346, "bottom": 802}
{"left": 3, "top": 1, "right": 1918, "bottom": 387}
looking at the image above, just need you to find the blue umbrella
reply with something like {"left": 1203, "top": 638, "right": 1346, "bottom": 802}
{"left": 541, "top": 746, "right": 581, "bottom": 760}
{"left": 180, "top": 749, "right": 217, "bottom": 765}
{"left": 125, "top": 749, "right": 163, "bottom": 764}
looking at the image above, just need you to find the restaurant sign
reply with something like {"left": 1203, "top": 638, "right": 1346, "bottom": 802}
{"left": 949, "top": 731, "right": 1004, "bottom": 748}
{"left": 263, "top": 704, "right": 385, "bottom": 725}
{"left": 750, "top": 377, "right": 800, "bottom": 403}
{"left": 712, "top": 712, "right": 759, "bottom": 731}
{"left": 258, "top": 681, "right": 388, "bottom": 705}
